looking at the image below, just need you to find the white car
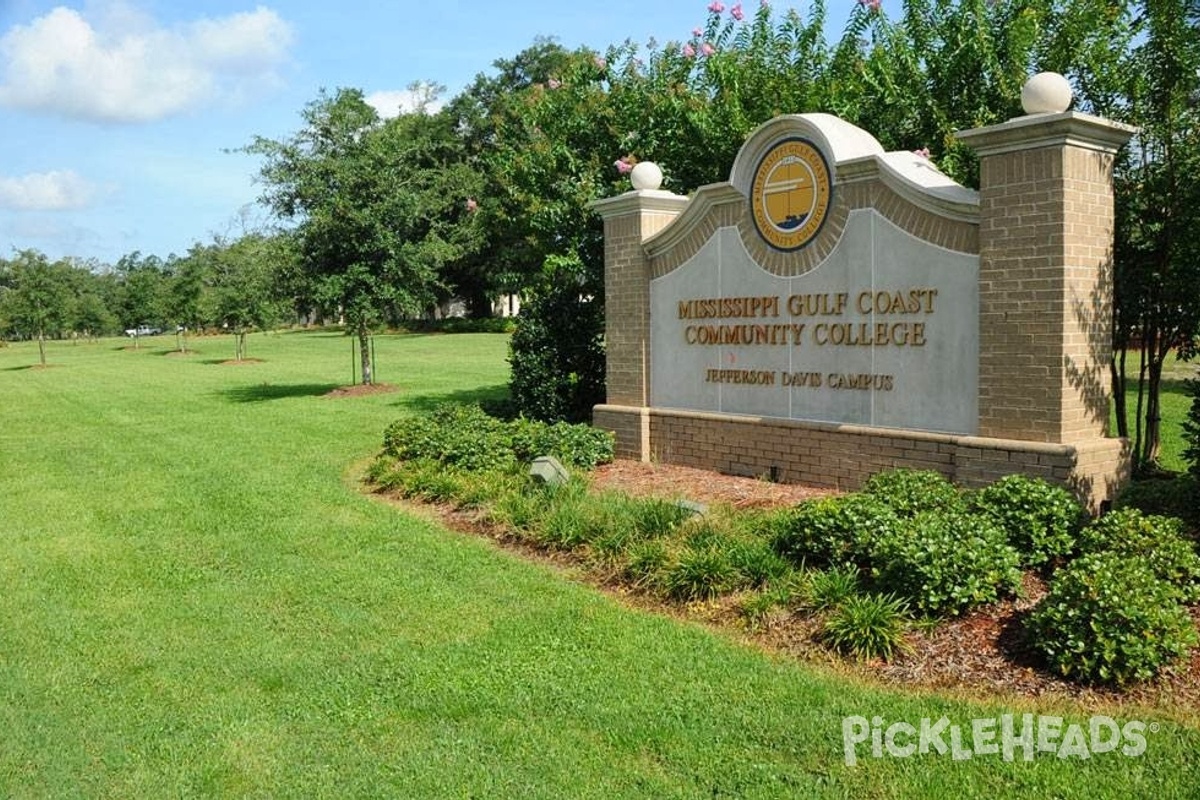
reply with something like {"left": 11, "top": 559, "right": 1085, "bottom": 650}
{"left": 125, "top": 325, "right": 162, "bottom": 337}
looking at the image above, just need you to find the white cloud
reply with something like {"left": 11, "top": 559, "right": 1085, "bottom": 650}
{"left": 365, "top": 84, "right": 445, "bottom": 119}
{"left": 0, "top": 170, "right": 101, "bottom": 210}
{"left": 0, "top": 3, "right": 294, "bottom": 123}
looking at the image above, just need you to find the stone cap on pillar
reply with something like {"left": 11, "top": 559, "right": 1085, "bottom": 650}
{"left": 590, "top": 185, "right": 690, "bottom": 220}
{"left": 957, "top": 110, "right": 1136, "bottom": 157}
{"left": 956, "top": 73, "right": 1135, "bottom": 156}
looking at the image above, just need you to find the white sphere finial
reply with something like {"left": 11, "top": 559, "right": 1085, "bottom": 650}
{"left": 630, "top": 161, "right": 663, "bottom": 191}
{"left": 1021, "top": 72, "right": 1072, "bottom": 115}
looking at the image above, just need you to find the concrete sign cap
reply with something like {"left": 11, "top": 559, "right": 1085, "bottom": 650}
{"left": 1021, "top": 72, "right": 1073, "bottom": 115}
{"left": 631, "top": 161, "right": 664, "bottom": 191}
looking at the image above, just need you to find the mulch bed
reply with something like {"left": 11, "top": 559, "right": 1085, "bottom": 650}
{"left": 324, "top": 383, "right": 399, "bottom": 398}
{"left": 369, "top": 458, "right": 1200, "bottom": 721}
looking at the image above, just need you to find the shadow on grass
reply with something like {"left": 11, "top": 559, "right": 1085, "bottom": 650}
{"left": 218, "top": 383, "right": 341, "bottom": 403}
{"left": 393, "top": 383, "right": 510, "bottom": 413}
{"left": 2, "top": 364, "right": 35, "bottom": 371}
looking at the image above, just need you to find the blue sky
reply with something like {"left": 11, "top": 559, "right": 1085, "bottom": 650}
{"left": 0, "top": 0, "right": 816, "bottom": 265}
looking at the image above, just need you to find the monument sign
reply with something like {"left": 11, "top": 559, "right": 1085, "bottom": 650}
{"left": 592, "top": 75, "right": 1134, "bottom": 510}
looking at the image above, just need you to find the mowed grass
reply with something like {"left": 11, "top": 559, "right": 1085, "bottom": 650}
{"left": 0, "top": 332, "right": 1197, "bottom": 798}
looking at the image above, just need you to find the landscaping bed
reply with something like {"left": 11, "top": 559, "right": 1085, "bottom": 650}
{"left": 367, "top": 403, "right": 1200, "bottom": 722}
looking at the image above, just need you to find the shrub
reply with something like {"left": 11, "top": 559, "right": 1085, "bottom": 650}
{"left": 869, "top": 510, "right": 1022, "bottom": 616}
{"left": 967, "top": 474, "right": 1085, "bottom": 568}
{"left": 1075, "top": 508, "right": 1200, "bottom": 602}
{"left": 861, "top": 469, "right": 964, "bottom": 517}
{"left": 662, "top": 546, "right": 738, "bottom": 601}
{"left": 770, "top": 495, "right": 900, "bottom": 569}
{"left": 820, "top": 593, "right": 911, "bottom": 662}
{"left": 808, "top": 566, "right": 862, "bottom": 611}
{"left": 1115, "top": 475, "right": 1200, "bottom": 527}
{"left": 508, "top": 254, "right": 605, "bottom": 424}
{"left": 1185, "top": 377, "right": 1200, "bottom": 480}
{"left": 381, "top": 403, "right": 614, "bottom": 473}
{"left": 383, "top": 404, "right": 514, "bottom": 472}
{"left": 509, "top": 417, "right": 615, "bottom": 469}
{"left": 1028, "top": 551, "right": 1198, "bottom": 685}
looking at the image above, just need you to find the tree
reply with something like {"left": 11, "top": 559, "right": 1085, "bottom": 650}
{"left": 0, "top": 250, "right": 73, "bottom": 365}
{"left": 1106, "top": 0, "right": 1200, "bottom": 470}
{"left": 244, "top": 87, "right": 477, "bottom": 384}
{"left": 113, "top": 251, "right": 170, "bottom": 347}
{"left": 207, "top": 234, "right": 286, "bottom": 361}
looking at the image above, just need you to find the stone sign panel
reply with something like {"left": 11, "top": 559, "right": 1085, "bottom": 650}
{"left": 649, "top": 210, "right": 979, "bottom": 434}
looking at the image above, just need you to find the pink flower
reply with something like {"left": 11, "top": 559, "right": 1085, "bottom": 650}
{"left": 465, "top": 198, "right": 478, "bottom": 212}
{"left": 594, "top": 55, "right": 607, "bottom": 70}
{"left": 913, "top": 147, "right": 931, "bottom": 159}
{"left": 701, "top": 42, "right": 716, "bottom": 56}
{"left": 614, "top": 158, "right": 633, "bottom": 175}
{"left": 692, "top": 26, "right": 703, "bottom": 36}
{"left": 708, "top": 1, "right": 725, "bottom": 12}
{"left": 857, "top": 0, "right": 881, "bottom": 9}
{"left": 683, "top": 43, "right": 696, "bottom": 57}
{"left": 547, "top": 78, "right": 562, "bottom": 89}
{"left": 731, "top": 3, "right": 744, "bottom": 20}
{"left": 761, "top": 0, "right": 769, "bottom": 5}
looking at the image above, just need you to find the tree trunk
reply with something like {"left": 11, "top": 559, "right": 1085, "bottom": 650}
{"left": 358, "top": 325, "right": 373, "bottom": 385}
{"left": 1111, "top": 344, "right": 1128, "bottom": 439}
{"left": 1143, "top": 355, "right": 1164, "bottom": 467}
{"left": 37, "top": 327, "right": 46, "bottom": 366}
{"left": 235, "top": 331, "right": 246, "bottom": 361}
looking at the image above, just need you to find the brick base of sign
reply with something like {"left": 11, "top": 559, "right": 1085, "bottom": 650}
{"left": 593, "top": 404, "right": 1130, "bottom": 513}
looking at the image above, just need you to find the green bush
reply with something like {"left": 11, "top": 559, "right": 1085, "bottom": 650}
{"left": 1028, "top": 551, "right": 1198, "bottom": 685}
{"left": 1075, "top": 508, "right": 1200, "bottom": 602}
{"left": 400, "top": 317, "right": 517, "bottom": 334}
{"left": 1115, "top": 475, "right": 1200, "bottom": 527}
{"left": 770, "top": 495, "right": 899, "bottom": 569}
{"left": 381, "top": 403, "right": 614, "bottom": 472}
{"left": 967, "top": 474, "right": 1085, "bottom": 568}
{"left": 861, "top": 468, "right": 964, "bottom": 517}
{"left": 508, "top": 255, "right": 605, "bottom": 424}
{"left": 869, "top": 510, "right": 1022, "bottom": 617}
{"left": 820, "top": 593, "right": 911, "bottom": 662}
{"left": 383, "top": 404, "right": 515, "bottom": 472}
{"left": 1184, "top": 377, "right": 1200, "bottom": 479}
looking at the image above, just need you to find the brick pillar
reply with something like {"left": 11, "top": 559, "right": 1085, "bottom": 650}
{"left": 590, "top": 189, "right": 688, "bottom": 458}
{"left": 590, "top": 190, "right": 688, "bottom": 406}
{"left": 958, "top": 112, "right": 1134, "bottom": 445}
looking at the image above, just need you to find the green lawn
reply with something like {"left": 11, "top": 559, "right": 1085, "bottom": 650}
{"left": 1111, "top": 352, "right": 1197, "bottom": 472}
{"left": 0, "top": 331, "right": 1197, "bottom": 798}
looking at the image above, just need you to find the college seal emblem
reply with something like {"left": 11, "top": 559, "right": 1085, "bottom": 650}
{"left": 750, "top": 137, "right": 832, "bottom": 251}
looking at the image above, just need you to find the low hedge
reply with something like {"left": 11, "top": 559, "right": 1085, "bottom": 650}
{"left": 382, "top": 403, "right": 614, "bottom": 471}
{"left": 1029, "top": 551, "right": 1198, "bottom": 685}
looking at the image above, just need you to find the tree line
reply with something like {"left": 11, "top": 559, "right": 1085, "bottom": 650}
{"left": 3, "top": 0, "right": 1197, "bottom": 472}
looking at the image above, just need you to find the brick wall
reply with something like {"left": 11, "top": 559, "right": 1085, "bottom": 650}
{"left": 594, "top": 404, "right": 1125, "bottom": 511}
